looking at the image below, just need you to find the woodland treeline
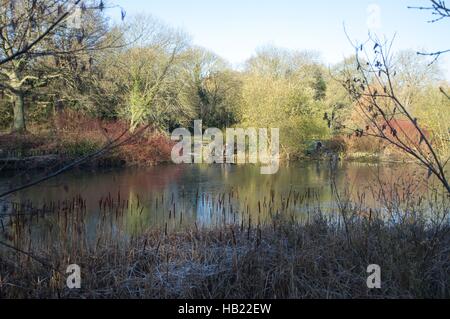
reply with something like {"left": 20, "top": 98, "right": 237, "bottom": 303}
{"left": 0, "top": 0, "right": 449, "bottom": 160}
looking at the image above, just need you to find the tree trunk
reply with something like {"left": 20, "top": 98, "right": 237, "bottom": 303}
{"left": 11, "top": 92, "right": 26, "bottom": 133}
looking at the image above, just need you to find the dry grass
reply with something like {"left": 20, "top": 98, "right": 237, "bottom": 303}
{"left": 1, "top": 190, "right": 449, "bottom": 299}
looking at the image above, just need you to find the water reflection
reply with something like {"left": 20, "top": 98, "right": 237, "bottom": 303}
{"left": 0, "top": 161, "right": 436, "bottom": 246}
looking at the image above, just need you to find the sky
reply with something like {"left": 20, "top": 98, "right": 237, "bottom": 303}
{"left": 109, "top": 0, "right": 450, "bottom": 78}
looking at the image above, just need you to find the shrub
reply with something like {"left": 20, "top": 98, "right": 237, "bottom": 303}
{"left": 59, "top": 140, "right": 101, "bottom": 157}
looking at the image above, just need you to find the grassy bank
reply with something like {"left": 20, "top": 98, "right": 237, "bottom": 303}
{"left": 1, "top": 198, "right": 449, "bottom": 299}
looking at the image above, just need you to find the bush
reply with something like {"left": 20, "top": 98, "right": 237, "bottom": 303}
{"left": 59, "top": 140, "right": 101, "bottom": 157}
{"left": 118, "top": 132, "right": 174, "bottom": 166}
{"left": 0, "top": 100, "right": 13, "bottom": 130}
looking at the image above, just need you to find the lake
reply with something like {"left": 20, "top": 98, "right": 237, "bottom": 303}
{"left": 0, "top": 161, "right": 436, "bottom": 248}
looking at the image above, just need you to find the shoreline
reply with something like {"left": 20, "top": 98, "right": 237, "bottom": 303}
{"left": 0, "top": 152, "right": 419, "bottom": 173}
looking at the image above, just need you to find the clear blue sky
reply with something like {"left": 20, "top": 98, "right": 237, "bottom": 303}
{"left": 109, "top": 0, "right": 450, "bottom": 76}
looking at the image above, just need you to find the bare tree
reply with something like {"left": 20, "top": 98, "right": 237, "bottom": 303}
{"left": 0, "top": 0, "right": 124, "bottom": 132}
{"left": 0, "top": 1, "right": 140, "bottom": 202}
{"left": 0, "top": 0, "right": 127, "bottom": 65}
{"left": 340, "top": 35, "right": 450, "bottom": 194}
{"left": 0, "top": 0, "right": 82, "bottom": 65}
{"left": 117, "top": 15, "right": 191, "bottom": 131}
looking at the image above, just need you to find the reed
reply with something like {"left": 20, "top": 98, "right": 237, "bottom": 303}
{"left": 0, "top": 187, "right": 449, "bottom": 299}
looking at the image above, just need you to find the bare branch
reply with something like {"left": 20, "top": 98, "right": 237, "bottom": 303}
{"left": 0, "top": 0, "right": 82, "bottom": 66}
{"left": 340, "top": 34, "right": 450, "bottom": 194}
{"left": 409, "top": 1, "right": 450, "bottom": 62}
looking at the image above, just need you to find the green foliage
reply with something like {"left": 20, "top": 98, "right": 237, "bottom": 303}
{"left": 238, "top": 47, "right": 336, "bottom": 158}
{"left": 60, "top": 140, "right": 101, "bottom": 157}
{"left": 196, "top": 70, "right": 243, "bottom": 128}
{"left": 1, "top": 9, "right": 448, "bottom": 163}
{"left": 26, "top": 101, "right": 53, "bottom": 126}
{"left": 171, "top": 47, "right": 242, "bottom": 129}
{"left": 0, "top": 98, "right": 12, "bottom": 130}
{"left": 115, "top": 20, "right": 194, "bottom": 131}
{"left": 325, "top": 56, "right": 361, "bottom": 134}
{"left": 312, "top": 70, "right": 327, "bottom": 101}
{"left": 240, "top": 69, "right": 331, "bottom": 157}
{"left": 412, "top": 85, "right": 450, "bottom": 159}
